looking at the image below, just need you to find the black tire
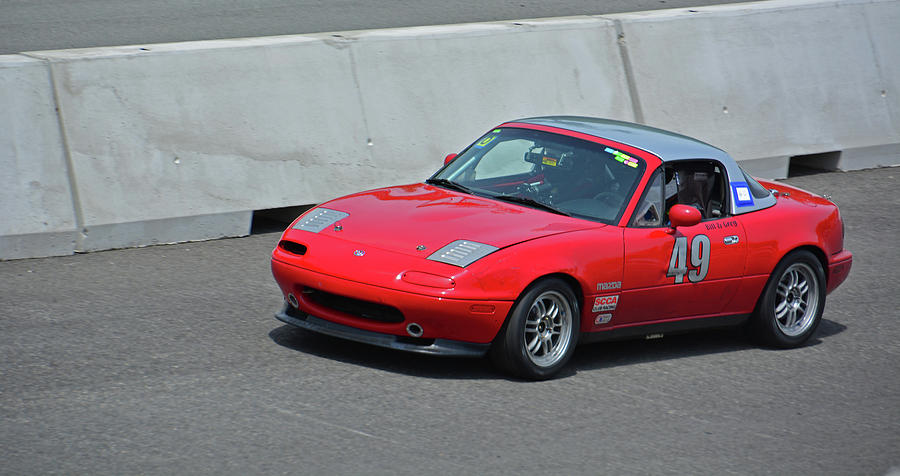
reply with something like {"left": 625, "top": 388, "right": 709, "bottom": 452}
{"left": 751, "top": 250, "right": 826, "bottom": 348}
{"left": 490, "top": 278, "right": 580, "bottom": 380}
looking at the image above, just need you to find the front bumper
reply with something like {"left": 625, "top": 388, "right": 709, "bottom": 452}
{"left": 271, "top": 257, "right": 513, "bottom": 349}
{"left": 275, "top": 302, "right": 490, "bottom": 357}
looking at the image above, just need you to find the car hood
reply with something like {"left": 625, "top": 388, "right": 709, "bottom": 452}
{"left": 301, "top": 183, "right": 604, "bottom": 257}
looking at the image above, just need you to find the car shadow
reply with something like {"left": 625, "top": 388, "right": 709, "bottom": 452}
{"left": 269, "top": 318, "right": 847, "bottom": 380}
{"left": 268, "top": 325, "right": 500, "bottom": 380}
{"left": 789, "top": 317, "right": 846, "bottom": 347}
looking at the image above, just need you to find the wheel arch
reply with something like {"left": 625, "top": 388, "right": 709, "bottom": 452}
{"left": 749, "top": 245, "right": 827, "bottom": 347}
{"left": 504, "top": 272, "right": 585, "bottom": 331}
{"left": 489, "top": 271, "right": 584, "bottom": 379}
{"left": 781, "top": 244, "right": 828, "bottom": 282}
{"left": 535, "top": 272, "right": 585, "bottom": 311}
{"left": 752, "top": 244, "right": 827, "bottom": 313}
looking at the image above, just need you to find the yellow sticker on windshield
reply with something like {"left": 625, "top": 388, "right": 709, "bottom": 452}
{"left": 474, "top": 135, "right": 496, "bottom": 148}
{"left": 542, "top": 157, "right": 558, "bottom": 166}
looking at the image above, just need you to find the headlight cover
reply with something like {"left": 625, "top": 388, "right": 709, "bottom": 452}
{"left": 427, "top": 240, "right": 498, "bottom": 267}
{"left": 292, "top": 208, "right": 349, "bottom": 233}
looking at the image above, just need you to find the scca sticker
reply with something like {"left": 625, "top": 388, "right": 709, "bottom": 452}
{"left": 592, "top": 295, "right": 619, "bottom": 312}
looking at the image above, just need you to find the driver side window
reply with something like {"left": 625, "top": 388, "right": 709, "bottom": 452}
{"left": 664, "top": 160, "right": 728, "bottom": 221}
{"left": 631, "top": 160, "right": 729, "bottom": 228}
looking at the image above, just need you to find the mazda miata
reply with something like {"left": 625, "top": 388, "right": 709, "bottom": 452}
{"left": 271, "top": 117, "right": 852, "bottom": 379}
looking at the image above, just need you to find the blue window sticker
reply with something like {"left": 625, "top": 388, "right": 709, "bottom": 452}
{"left": 731, "top": 182, "right": 754, "bottom": 207}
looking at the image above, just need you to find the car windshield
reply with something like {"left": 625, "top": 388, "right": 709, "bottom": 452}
{"left": 431, "top": 127, "right": 646, "bottom": 223}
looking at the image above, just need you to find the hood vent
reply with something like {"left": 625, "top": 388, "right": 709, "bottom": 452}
{"left": 427, "top": 240, "right": 499, "bottom": 267}
{"left": 292, "top": 208, "right": 349, "bottom": 233}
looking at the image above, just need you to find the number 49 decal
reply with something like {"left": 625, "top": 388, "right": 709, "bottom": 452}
{"left": 667, "top": 234, "right": 711, "bottom": 283}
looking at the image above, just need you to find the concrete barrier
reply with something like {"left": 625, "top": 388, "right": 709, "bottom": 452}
{"left": 609, "top": 0, "right": 900, "bottom": 178}
{"left": 346, "top": 17, "right": 632, "bottom": 181}
{"left": 22, "top": 17, "right": 630, "bottom": 254}
{"left": 0, "top": 56, "right": 77, "bottom": 259}
{"left": 27, "top": 37, "right": 368, "bottom": 252}
{"left": 2, "top": 0, "right": 898, "bottom": 259}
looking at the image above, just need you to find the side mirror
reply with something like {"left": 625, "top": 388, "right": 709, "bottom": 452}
{"left": 444, "top": 153, "right": 457, "bottom": 165}
{"left": 668, "top": 204, "right": 701, "bottom": 231}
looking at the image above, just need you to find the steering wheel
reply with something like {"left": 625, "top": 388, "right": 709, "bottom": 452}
{"left": 593, "top": 191, "right": 622, "bottom": 207}
{"left": 517, "top": 182, "right": 549, "bottom": 200}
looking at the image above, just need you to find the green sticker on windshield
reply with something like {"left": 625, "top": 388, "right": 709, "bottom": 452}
{"left": 605, "top": 147, "right": 640, "bottom": 168}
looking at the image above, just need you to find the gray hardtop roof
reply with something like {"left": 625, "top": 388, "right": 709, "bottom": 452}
{"left": 510, "top": 116, "right": 732, "bottom": 163}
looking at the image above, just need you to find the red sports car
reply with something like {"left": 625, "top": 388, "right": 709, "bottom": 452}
{"left": 271, "top": 117, "right": 852, "bottom": 379}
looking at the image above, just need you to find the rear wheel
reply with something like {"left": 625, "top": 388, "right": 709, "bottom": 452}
{"left": 751, "top": 250, "right": 826, "bottom": 347}
{"left": 491, "top": 278, "right": 579, "bottom": 380}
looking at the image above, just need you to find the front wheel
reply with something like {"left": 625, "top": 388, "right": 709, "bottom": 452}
{"left": 751, "top": 250, "right": 826, "bottom": 347}
{"left": 491, "top": 278, "right": 580, "bottom": 380}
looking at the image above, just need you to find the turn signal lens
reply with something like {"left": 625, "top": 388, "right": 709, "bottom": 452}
{"left": 469, "top": 304, "right": 496, "bottom": 314}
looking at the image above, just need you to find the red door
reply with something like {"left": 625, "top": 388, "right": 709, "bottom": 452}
{"left": 614, "top": 217, "right": 748, "bottom": 326}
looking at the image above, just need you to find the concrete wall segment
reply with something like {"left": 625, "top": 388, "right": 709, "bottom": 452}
{"left": 347, "top": 16, "right": 633, "bottom": 184}
{"left": 606, "top": 0, "right": 900, "bottom": 162}
{"left": 19, "top": 16, "right": 633, "bottom": 251}
{"left": 859, "top": 0, "right": 900, "bottom": 137}
{"left": 0, "top": 55, "right": 77, "bottom": 259}
{"left": 27, "top": 39, "right": 371, "bottom": 227}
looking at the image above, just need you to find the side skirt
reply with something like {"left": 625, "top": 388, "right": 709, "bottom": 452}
{"left": 580, "top": 314, "right": 749, "bottom": 344}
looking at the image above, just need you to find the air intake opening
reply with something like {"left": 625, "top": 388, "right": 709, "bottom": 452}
{"left": 788, "top": 151, "right": 841, "bottom": 177}
{"left": 278, "top": 240, "right": 308, "bottom": 255}
{"left": 305, "top": 288, "right": 404, "bottom": 323}
{"left": 251, "top": 205, "right": 315, "bottom": 234}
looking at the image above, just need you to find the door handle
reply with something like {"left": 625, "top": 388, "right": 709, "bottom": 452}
{"left": 724, "top": 235, "right": 739, "bottom": 245}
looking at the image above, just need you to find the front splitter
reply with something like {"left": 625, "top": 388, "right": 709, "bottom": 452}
{"left": 275, "top": 303, "right": 490, "bottom": 358}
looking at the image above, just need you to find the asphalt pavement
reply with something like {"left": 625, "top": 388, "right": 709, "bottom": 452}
{"left": 1, "top": 0, "right": 749, "bottom": 54}
{"left": 2, "top": 166, "right": 899, "bottom": 474}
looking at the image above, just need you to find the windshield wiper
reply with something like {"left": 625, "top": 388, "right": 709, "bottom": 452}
{"left": 493, "top": 195, "right": 571, "bottom": 217}
{"left": 425, "top": 178, "right": 474, "bottom": 195}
